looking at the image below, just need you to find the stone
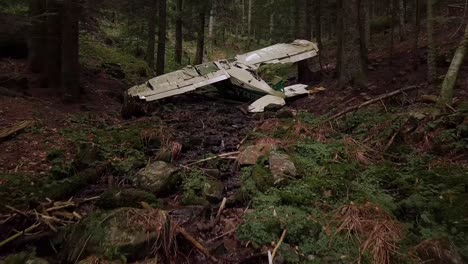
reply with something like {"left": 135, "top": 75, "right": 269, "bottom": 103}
{"left": 132, "top": 161, "right": 181, "bottom": 195}
{"left": 1, "top": 253, "right": 49, "bottom": 264}
{"left": 269, "top": 152, "right": 297, "bottom": 184}
{"left": 237, "top": 142, "right": 277, "bottom": 166}
{"left": 276, "top": 108, "right": 295, "bottom": 119}
{"left": 414, "top": 239, "right": 464, "bottom": 264}
{"left": 203, "top": 179, "right": 224, "bottom": 202}
{"left": 59, "top": 208, "right": 172, "bottom": 263}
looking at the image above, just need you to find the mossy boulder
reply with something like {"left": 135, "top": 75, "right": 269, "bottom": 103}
{"left": 132, "top": 161, "right": 181, "bottom": 195}
{"left": 269, "top": 152, "right": 297, "bottom": 185}
{"left": 1, "top": 252, "right": 49, "bottom": 264}
{"left": 202, "top": 179, "right": 224, "bottom": 203}
{"left": 96, "top": 188, "right": 161, "bottom": 209}
{"left": 58, "top": 208, "right": 171, "bottom": 262}
{"left": 237, "top": 142, "right": 277, "bottom": 166}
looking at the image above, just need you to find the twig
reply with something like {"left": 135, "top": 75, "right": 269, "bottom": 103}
{"left": 186, "top": 151, "right": 240, "bottom": 166}
{"left": 322, "top": 86, "right": 420, "bottom": 123}
{"left": 271, "top": 229, "right": 287, "bottom": 260}
{"left": 5, "top": 205, "right": 28, "bottom": 217}
{"left": 207, "top": 228, "right": 238, "bottom": 243}
{"left": 208, "top": 197, "right": 227, "bottom": 229}
{"left": 177, "top": 226, "right": 218, "bottom": 262}
{"left": 0, "top": 223, "right": 41, "bottom": 248}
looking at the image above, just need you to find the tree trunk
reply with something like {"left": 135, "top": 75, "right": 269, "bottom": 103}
{"left": 315, "top": 0, "right": 323, "bottom": 71}
{"left": 156, "top": 0, "right": 167, "bottom": 76}
{"left": 146, "top": 0, "right": 157, "bottom": 70}
{"left": 296, "top": 0, "right": 313, "bottom": 82}
{"left": 208, "top": 3, "right": 215, "bottom": 40}
{"left": 426, "top": 0, "right": 436, "bottom": 83}
{"left": 358, "top": 0, "right": 370, "bottom": 68}
{"left": 247, "top": 0, "right": 252, "bottom": 37}
{"left": 175, "top": 0, "right": 183, "bottom": 65}
{"left": 46, "top": 0, "right": 63, "bottom": 89}
{"left": 61, "top": 0, "right": 80, "bottom": 101}
{"left": 337, "top": 0, "right": 367, "bottom": 88}
{"left": 398, "top": 0, "right": 405, "bottom": 41}
{"left": 438, "top": 24, "right": 468, "bottom": 107}
{"left": 389, "top": 0, "right": 395, "bottom": 68}
{"left": 195, "top": 12, "right": 206, "bottom": 65}
{"left": 28, "top": 0, "right": 47, "bottom": 73}
{"left": 413, "top": 0, "right": 421, "bottom": 68}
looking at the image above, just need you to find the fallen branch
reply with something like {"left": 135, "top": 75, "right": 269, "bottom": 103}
{"left": 0, "top": 120, "right": 35, "bottom": 141}
{"left": 177, "top": 226, "right": 218, "bottom": 262}
{"left": 271, "top": 229, "right": 287, "bottom": 260}
{"left": 0, "top": 223, "right": 41, "bottom": 248}
{"left": 323, "top": 86, "right": 420, "bottom": 123}
{"left": 186, "top": 151, "right": 240, "bottom": 166}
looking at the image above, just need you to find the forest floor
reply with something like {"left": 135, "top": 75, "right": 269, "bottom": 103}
{"left": 0, "top": 16, "right": 467, "bottom": 264}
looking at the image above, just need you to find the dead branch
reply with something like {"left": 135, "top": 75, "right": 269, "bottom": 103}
{"left": 0, "top": 223, "right": 41, "bottom": 248}
{"left": 0, "top": 120, "right": 35, "bottom": 141}
{"left": 177, "top": 226, "right": 218, "bottom": 262}
{"left": 186, "top": 151, "right": 240, "bottom": 166}
{"left": 271, "top": 229, "right": 287, "bottom": 260}
{"left": 323, "top": 86, "right": 420, "bottom": 123}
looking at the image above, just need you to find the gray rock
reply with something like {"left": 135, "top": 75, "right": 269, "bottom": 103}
{"left": 269, "top": 152, "right": 297, "bottom": 184}
{"left": 237, "top": 142, "right": 277, "bottom": 166}
{"left": 132, "top": 161, "right": 180, "bottom": 194}
{"left": 203, "top": 179, "right": 224, "bottom": 202}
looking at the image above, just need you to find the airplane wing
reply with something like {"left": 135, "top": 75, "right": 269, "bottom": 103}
{"left": 128, "top": 61, "right": 231, "bottom": 102}
{"left": 235, "top": 39, "right": 319, "bottom": 69}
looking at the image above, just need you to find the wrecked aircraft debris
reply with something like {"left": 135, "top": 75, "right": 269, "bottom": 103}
{"left": 127, "top": 40, "right": 319, "bottom": 112}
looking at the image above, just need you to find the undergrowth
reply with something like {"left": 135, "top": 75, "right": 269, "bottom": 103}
{"left": 238, "top": 109, "right": 468, "bottom": 263}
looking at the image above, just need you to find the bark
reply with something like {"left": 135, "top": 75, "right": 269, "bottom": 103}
{"left": 413, "top": 0, "right": 421, "bottom": 68}
{"left": 296, "top": 0, "right": 313, "bottom": 82}
{"left": 315, "top": 0, "right": 323, "bottom": 71}
{"left": 156, "top": 0, "right": 167, "bottom": 76}
{"left": 61, "top": 0, "right": 80, "bottom": 101}
{"left": 28, "top": 0, "right": 47, "bottom": 73}
{"left": 208, "top": 3, "right": 215, "bottom": 39}
{"left": 195, "top": 12, "right": 206, "bottom": 65}
{"left": 426, "top": 0, "right": 437, "bottom": 83}
{"left": 390, "top": 0, "right": 395, "bottom": 68}
{"left": 46, "top": 0, "right": 63, "bottom": 89}
{"left": 175, "top": 0, "right": 183, "bottom": 64}
{"left": 358, "top": 0, "right": 370, "bottom": 68}
{"left": 248, "top": 0, "right": 252, "bottom": 37}
{"left": 438, "top": 24, "right": 468, "bottom": 107}
{"left": 398, "top": 0, "right": 405, "bottom": 41}
{"left": 146, "top": 0, "right": 158, "bottom": 70}
{"left": 337, "top": 0, "right": 367, "bottom": 88}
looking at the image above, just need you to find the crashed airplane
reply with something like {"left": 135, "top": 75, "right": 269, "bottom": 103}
{"left": 127, "top": 40, "right": 319, "bottom": 112}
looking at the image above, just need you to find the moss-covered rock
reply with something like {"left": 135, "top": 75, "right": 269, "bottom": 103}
{"left": 58, "top": 208, "right": 171, "bottom": 263}
{"left": 269, "top": 152, "right": 297, "bottom": 185}
{"left": 96, "top": 188, "right": 161, "bottom": 209}
{"left": 132, "top": 161, "right": 181, "bottom": 195}
{"left": 1, "top": 252, "right": 49, "bottom": 264}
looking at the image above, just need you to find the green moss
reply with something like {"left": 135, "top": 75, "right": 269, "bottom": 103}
{"left": 181, "top": 170, "right": 209, "bottom": 206}
{"left": 80, "top": 35, "right": 150, "bottom": 82}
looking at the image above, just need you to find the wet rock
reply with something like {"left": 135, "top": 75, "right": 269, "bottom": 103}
{"left": 59, "top": 208, "right": 172, "bottom": 262}
{"left": 276, "top": 108, "right": 295, "bottom": 119}
{"left": 132, "top": 161, "right": 181, "bottom": 195}
{"left": 237, "top": 142, "right": 277, "bottom": 166}
{"left": 203, "top": 179, "right": 224, "bottom": 202}
{"left": 414, "top": 239, "right": 464, "bottom": 264}
{"left": 101, "top": 63, "right": 125, "bottom": 79}
{"left": 96, "top": 188, "right": 160, "bottom": 209}
{"left": 203, "top": 168, "right": 221, "bottom": 178}
{"left": 269, "top": 152, "right": 297, "bottom": 184}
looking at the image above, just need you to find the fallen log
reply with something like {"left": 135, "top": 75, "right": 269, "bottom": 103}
{"left": 0, "top": 120, "right": 35, "bottom": 141}
{"left": 323, "top": 85, "right": 420, "bottom": 123}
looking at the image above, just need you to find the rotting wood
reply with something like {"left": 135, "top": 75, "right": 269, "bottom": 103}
{"left": 177, "top": 226, "right": 218, "bottom": 262}
{"left": 323, "top": 85, "right": 420, "bottom": 123}
{"left": 0, "top": 120, "right": 35, "bottom": 142}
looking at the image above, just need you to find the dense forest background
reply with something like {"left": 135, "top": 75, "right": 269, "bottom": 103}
{"left": 0, "top": 0, "right": 467, "bottom": 264}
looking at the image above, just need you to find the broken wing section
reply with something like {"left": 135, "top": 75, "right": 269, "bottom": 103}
{"left": 235, "top": 40, "right": 319, "bottom": 69}
{"left": 127, "top": 61, "right": 231, "bottom": 102}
